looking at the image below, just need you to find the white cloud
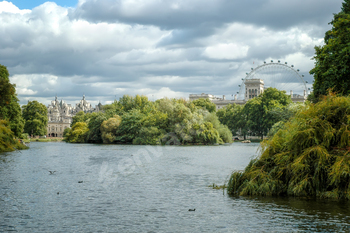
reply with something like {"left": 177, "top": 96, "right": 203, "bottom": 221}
{"left": 0, "top": 1, "right": 30, "bottom": 14}
{"left": 17, "top": 88, "right": 37, "bottom": 95}
{"left": 0, "top": 0, "right": 344, "bottom": 105}
{"left": 140, "top": 87, "right": 188, "bottom": 100}
{"left": 203, "top": 43, "right": 249, "bottom": 60}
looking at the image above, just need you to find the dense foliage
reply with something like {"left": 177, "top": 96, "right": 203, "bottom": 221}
{"left": 0, "top": 64, "right": 24, "bottom": 137}
{"left": 65, "top": 95, "right": 233, "bottom": 145}
{"left": 227, "top": 94, "right": 350, "bottom": 200}
{"left": 22, "top": 100, "right": 48, "bottom": 136}
{"left": 217, "top": 88, "right": 292, "bottom": 139}
{"left": 0, "top": 64, "right": 27, "bottom": 153}
{"left": 191, "top": 98, "right": 217, "bottom": 113}
{"left": 0, "top": 120, "right": 27, "bottom": 153}
{"left": 310, "top": 0, "right": 350, "bottom": 100}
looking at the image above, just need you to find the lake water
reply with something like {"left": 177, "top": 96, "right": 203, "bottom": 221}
{"left": 1, "top": 142, "right": 350, "bottom": 232}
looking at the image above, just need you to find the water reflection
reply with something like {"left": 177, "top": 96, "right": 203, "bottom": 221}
{"left": 228, "top": 196, "right": 350, "bottom": 232}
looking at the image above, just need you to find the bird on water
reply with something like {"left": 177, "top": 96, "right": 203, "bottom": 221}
{"left": 49, "top": 171, "right": 56, "bottom": 175}
{"left": 188, "top": 209, "right": 195, "bottom": 211}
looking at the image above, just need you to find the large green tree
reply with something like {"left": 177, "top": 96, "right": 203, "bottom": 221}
{"left": 217, "top": 103, "right": 244, "bottom": 136}
{"left": 0, "top": 64, "right": 24, "bottom": 137}
{"left": 22, "top": 100, "right": 48, "bottom": 136}
{"left": 242, "top": 88, "right": 292, "bottom": 139}
{"left": 86, "top": 112, "right": 107, "bottom": 143}
{"left": 310, "top": 0, "right": 350, "bottom": 100}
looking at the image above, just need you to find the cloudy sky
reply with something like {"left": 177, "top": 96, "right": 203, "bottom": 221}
{"left": 1, "top": 0, "right": 344, "bottom": 106}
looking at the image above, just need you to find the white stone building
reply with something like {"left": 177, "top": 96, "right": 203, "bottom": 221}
{"left": 46, "top": 95, "right": 102, "bottom": 137}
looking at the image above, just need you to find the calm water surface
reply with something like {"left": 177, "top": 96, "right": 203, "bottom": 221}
{"left": 1, "top": 142, "right": 350, "bottom": 232}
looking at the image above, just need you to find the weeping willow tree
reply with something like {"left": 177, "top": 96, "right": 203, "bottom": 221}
{"left": 227, "top": 94, "right": 350, "bottom": 199}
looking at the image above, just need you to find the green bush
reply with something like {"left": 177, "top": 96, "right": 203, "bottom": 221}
{"left": 227, "top": 94, "right": 350, "bottom": 200}
{"left": 133, "top": 127, "right": 164, "bottom": 145}
{"left": 204, "top": 112, "right": 233, "bottom": 143}
{"left": 0, "top": 120, "right": 27, "bottom": 153}
{"left": 64, "top": 122, "right": 88, "bottom": 143}
{"left": 101, "top": 116, "right": 121, "bottom": 144}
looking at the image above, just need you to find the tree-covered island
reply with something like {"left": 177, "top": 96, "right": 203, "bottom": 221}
{"left": 64, "top": 96, "right": 234, "bottom": 145}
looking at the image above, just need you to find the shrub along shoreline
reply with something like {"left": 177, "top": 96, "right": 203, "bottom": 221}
{"left": 227, "top": 94, "right": 350, "bottom": 200}
{"left": 0, "top": 120, "right": 28, "bottom": 153}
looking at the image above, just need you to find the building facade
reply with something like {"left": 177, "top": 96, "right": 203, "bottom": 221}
{"left": 47, "top": 95, "right": 102, "bottom": 137}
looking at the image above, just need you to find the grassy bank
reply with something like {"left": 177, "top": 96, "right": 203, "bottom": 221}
{"left": 23, "top": 138, "right": 64, "bottom": 143}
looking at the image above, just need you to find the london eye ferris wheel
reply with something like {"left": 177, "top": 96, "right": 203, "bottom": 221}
{"left": 236, "top": 60, "right": 308, "bottom": 100}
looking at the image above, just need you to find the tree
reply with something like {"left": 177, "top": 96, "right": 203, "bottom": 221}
{"left": 196, "top": 122, "right": 220, "bottom": 144}
{"left": 216, "top": 103, "right": 243, "bottom": 135}
{"left": 115, "top": 109, "right": 145, "bottom": 143}
{"left": 204, "top": 112, "right": 233, "bottom": 143}
{"left": 310, "top": 1, "right": 350, "bottom": 100}
{"left": 0, "top": 120, "right": 27, "bottom": 153}
{"left": 116, "top": 94, "right": 154, "bottom": 114}
{"left": 71, "top": 111, "right": 87, "bottom": 126}
{"left": 64, "top": 122, "right": 88, "bottom": 143}
{"left": 86, "top": 112, "right": 107, "bottom": 143}
{"left": 192, "top": 98, "right": 216, "bottom": 113}
{"left": 242, "top": 88, "right": 292, "bottom": 139}
{"left": 0, "top": 64, "right": 24, "bottom": 137}
{"left": 100, "top": 116, "right": 121, "bottom": 143}
{"left": 22, "top": 100, "right": 48, "bottom": 136}
{"left": 63, "top": 127, "right": 71, "bottom": 138}
{"left": 133, "top": 127, "right": 164, "bottom": 145}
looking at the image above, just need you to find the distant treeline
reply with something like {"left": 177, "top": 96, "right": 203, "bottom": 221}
{"left": 216, "top": 88, "right": 302, "bottom": 140}
{"left": 65, "top": 87, "right": 301, "bottom": 145}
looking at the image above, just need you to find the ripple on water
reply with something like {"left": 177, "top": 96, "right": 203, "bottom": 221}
{"left": 1, "top": 142, "right": 350, "bottom": 232}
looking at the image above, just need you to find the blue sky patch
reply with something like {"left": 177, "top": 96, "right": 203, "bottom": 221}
{"left": 9, "top": 0, "right": 77, "bottom": 9}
